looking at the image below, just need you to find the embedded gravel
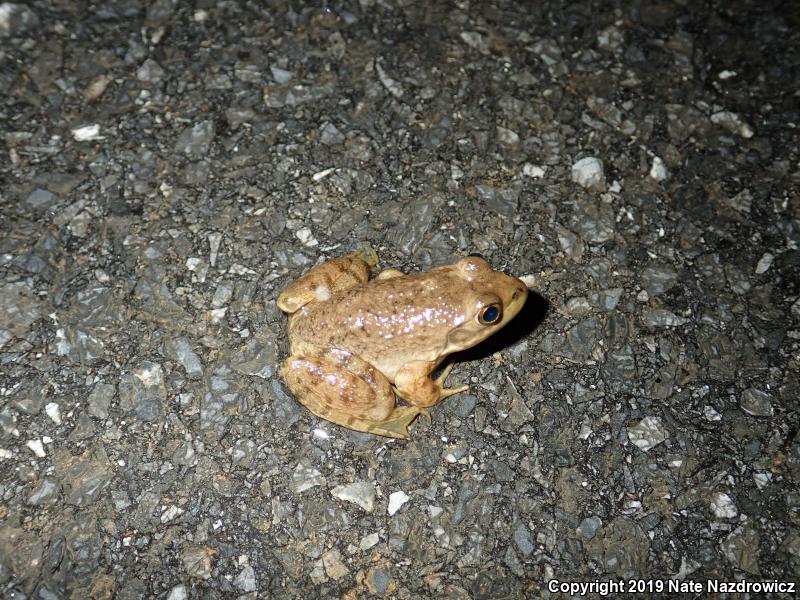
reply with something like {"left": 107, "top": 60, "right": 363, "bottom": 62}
{"left": 1, "top": 1, "right": 799, "bottom": 598}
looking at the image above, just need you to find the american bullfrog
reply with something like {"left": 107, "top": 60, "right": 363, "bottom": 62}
{"left": 277, "top": 248, "right": 528, "bottom": 439}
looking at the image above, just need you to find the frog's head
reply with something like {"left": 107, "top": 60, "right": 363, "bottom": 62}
{"left": 445, "top": 256, "right": 529, "bottom": 351}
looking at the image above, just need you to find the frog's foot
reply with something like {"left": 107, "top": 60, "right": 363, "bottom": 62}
{"left": 434, "top": 363, "right": 470, "bottom": 399}
{"left": 395, "top": 360, "right": 470, "bottom": 407}
{"left": 351, "top": 244, "right": 380, "bottom": 267}
{"left": 359, "top": 406, "right": 429, "bottom": 440}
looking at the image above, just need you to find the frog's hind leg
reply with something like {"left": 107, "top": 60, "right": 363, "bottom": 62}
{"left": 280, "top": 347, "right": 424, "bottom": 440}
{"left": 277, "top": 247, "right": 379, "bottom": 314}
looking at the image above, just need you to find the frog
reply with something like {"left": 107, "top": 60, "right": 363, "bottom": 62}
{"left": 277, "top": 247, "right": 528, "bottom": 439}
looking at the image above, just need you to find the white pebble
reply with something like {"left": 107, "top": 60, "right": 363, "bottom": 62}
{"left": 523, "top": 163, "right": 546, "bottom": 178}
{"left": 186, "top": 257, "right": 204, "bottom": 271}
{"left": 710, "top": 492, "right": 737, "bottom": 519}
{"left": 45, "top": 402, "right": 62, "bottom": 425}
{"left": 312, "top": 428, "right": 330, "bottom": 440}
{"left": 27, "top": 439, "right": 46, "bottom": 458}
{"left": 296, "top": 227, "right": 318, "bottom": 248}
{"left": 755, "top": 252, "right": 773, "bottom": 274}
{"left": 710, "top": 110, "right": 754, "bottom": 139}
{"left": 270, "top": 65, "right": 294, "bottom": 84}
{"left": 331, "top": 481, "right": 376, "bottom": 513}
{"left": 166, "top": 585, "right": 187, "bottom": 600}
{"left": 388, "top": 490, "right": 410, "bottom": 515}
{"left": 161, "top": 505, "right": 185, "bottom": 523}
{"left": 703, "top": 405, "right": 722, "bottom": 422}
{"left": 227, "top": 263, "right": 256, "bottom": 276}
{"left": 571, "top": 156, "right": 605, "bottom": 190}
{"left": 312, "top": 167, "right": 335, "bottom": 181}
{"left": 649, "top": 156, "right": 669, "bottom": 182}
{"left": 753, "top": 472, "right": 772, "bottom": 490}
{"left": 627, "top": 416, "right": 668, "bottom": 451}
{"left": 71, "top": 124, "right": 103, "bottom": 141}
{"left": 375, "top": 58, "right": 404, "bottom": 99}
{"left": 209, "top": 307, "right": 227, "bottom": 323}
{"left": 359, "top": 532, "right": 380, "bottom": 550}
{"left": 208, "top": 232, "right": 222, "bottom": 267}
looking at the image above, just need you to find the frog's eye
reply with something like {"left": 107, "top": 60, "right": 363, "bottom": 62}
{"left": 478, "top": 303, "right": 502, "bottom": 325}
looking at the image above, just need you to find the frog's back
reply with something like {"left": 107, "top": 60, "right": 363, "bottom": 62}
{"left": 290, "top": 270, "right": 465, "bottom": 365}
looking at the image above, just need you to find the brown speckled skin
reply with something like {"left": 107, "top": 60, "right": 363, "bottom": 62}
{"left": 277, "top": 251, "right": 528, "bottom": 439}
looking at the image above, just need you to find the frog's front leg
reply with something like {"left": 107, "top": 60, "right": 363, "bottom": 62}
{"left": 280, "top": 346, "right": 425, "bottom": 440}
{"left": 277, "top": 247, "right": 379, "bottom": 314}
{"left": 394, "top": 360, "right": 470, "bottom": 408}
